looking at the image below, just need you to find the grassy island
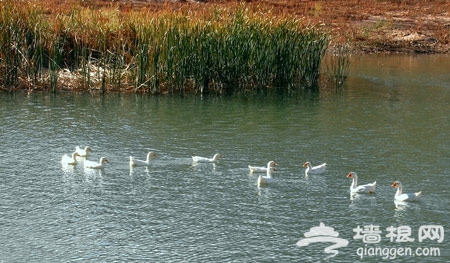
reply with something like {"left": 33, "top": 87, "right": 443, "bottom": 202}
{"left": 0, "top": 1, "right": 330, "bottom": 93}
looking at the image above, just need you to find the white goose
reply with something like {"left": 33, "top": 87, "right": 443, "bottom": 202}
{"left": 392, "top": 181, "right": 422, "bottom": 202}
{"left": 192, "top": 153, "right": 221, "bottom": 163}
{"left": 347, "top": 172, "right": 376, "bottom": 194}
{"left": 257, "top": 168, "right": 277, "bottom": 187}
{"left": 75, "top": 146, "right": 93, "bottom": 157}
{"left": 249, "top": 160, "right": 277, "bottom": 173}
{"left": 303, "top": 161, "right": 326, "bottom": 175}
{"left": 130, "top": 152, "right": 157, "bottom": 167}
{"left": 61, "top": 152, "right": 81, "bottom": 165}
{"left": 84, "top": 157, "right": 109, "bottom": 169}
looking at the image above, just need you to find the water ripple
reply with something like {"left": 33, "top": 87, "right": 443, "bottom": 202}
{"left": 1, "top": 87, "right": 449, "bottom": 262}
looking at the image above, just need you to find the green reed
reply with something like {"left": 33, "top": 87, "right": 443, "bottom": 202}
{"left": 0, "top": 2, "right": 21, "bottom": 89}
{"left": 326, "top": 43, "right": 352, "bottom": 89}
{"left": 0, "top": 2, "right": 330, "bottom": 93}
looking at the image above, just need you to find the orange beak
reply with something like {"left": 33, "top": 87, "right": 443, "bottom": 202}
{"left": 391, "top": 182, "right": 397, "bottom": 188}
{"left": 302, "top": 163, "right": 307, "bottom": 167}
{"left": 346, "top": 172, "right": 352, "bottom": 178}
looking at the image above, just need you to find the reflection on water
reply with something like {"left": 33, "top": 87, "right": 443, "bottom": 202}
{"left": 1, "top": 54, "right": 449, "bottom": 262}
{"left": 129, "top": 166, "right": 151, "bottom": 177}
{"left": 394, "top": 200, "right": 410, "bottom": 211}
{"left": 61, "top": 164, "right": 76, "bottom": 175}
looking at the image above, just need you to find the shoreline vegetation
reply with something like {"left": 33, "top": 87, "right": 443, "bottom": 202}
{"left": 1, "top": 0, "right": 448, "bottom": 94}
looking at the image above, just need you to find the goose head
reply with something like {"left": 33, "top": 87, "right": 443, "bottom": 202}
{"left": 147, "top": 151, "right": 157, "bottom": 159}
{"left": 267, "top": 161, "right": 277, "bottom": 167}
{"left": 391, "top": 181, "right": 402, "bottom": 189}
{"left": 302, "top": 162, "right": 311, "bottom": 168}
{"left": 346, "top": 172, "right": 358, "bottom": 178}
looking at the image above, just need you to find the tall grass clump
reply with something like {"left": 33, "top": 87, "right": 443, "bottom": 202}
{"left": 0, "top": 1, "right": 330, "bottom": 93}
{"left": 326, "top": 43, "right": 352, "bottom": 89}
{"left": 0, "top": 2, "right": 24, "bottom": 89}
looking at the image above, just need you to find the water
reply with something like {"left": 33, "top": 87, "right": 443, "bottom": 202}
{"left": 1, "top": 54, "right": 449, "bottom": 262}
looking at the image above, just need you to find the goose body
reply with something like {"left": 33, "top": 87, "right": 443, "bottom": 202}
{"left": 84, "top": 157, "right": 109, "bottom": 169}
{"left": 249, "top": 161, "right": 277, "bottom": 173}
{"left": 192, "top": 153, "right": 221, "bottom": 163}
{"left": 130, "top": 152, "right": 157, "bottom": 167}
{"left": 347, "top": 172, "right": 376, "bottom": 194}
{"left": 303, "top": 161, "right": 326, "bottom": 175}
{"left": 61, "top": 152, "right": 80, "bottom": 165}
{"left": 75, "top": 146, "right": 93, "bottom": 157}
{"left": 257, "top": 168, "right": 277, "bottom": 187}
{"left": 392, "top": 181, "right": 422, "bottom": 202}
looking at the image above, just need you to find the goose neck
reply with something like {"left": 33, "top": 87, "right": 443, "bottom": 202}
{"left": 396, "top": 185, "right": 403, "bottom": 196}
{"left": 351, "top": 176, "right": 358, "bottom": 188}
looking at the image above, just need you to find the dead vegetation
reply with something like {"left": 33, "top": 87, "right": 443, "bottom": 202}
{"left": 25, "top": 0, "right": 450, "bottom": 53}
{"left": 131, "top": 0, "right": 450, "bottom": 53}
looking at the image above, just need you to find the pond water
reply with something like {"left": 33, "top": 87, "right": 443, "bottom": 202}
{"left": 1, "top": 54, "right": 449, "bottom": 262}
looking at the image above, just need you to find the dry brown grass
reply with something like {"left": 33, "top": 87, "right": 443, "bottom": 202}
{"left": 50, "top": 0, "right": 448, "bottom": 53}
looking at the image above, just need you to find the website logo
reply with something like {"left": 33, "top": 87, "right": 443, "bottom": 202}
{"left": 296, "top": 222, "right": 349, "bottom": 260}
